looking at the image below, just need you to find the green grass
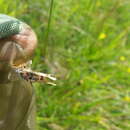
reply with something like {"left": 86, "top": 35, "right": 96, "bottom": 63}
{"left": 1, "top": 0, "right": 130, "bottom": 129}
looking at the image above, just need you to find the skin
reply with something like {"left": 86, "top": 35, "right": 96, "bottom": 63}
{"left": 0, "top": 23, "right": 37, "bottom": 67}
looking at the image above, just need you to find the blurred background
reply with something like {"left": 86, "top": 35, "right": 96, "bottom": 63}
{"left": 1, "top": 0, "right": 130, "bottom": 129}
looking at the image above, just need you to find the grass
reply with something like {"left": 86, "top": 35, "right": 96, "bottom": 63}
{"left": 1, "top": 0, "right": 130, "bottom": 129}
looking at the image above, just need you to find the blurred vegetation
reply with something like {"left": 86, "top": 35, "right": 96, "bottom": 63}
{"left": 1, "top": 0, "right": 130, "bottom": 129}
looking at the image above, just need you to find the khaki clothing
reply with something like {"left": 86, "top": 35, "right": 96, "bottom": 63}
{"left": 0, "top": 67, "right": 36, "bottom": 130}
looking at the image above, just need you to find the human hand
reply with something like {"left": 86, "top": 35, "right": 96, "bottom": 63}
{"left": 0, "top": 15, "right": 37, "bottom": 67}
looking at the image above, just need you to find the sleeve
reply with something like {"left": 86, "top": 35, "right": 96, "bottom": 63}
{"left": 0, "top": 70, "right": 36, "bottom": 130}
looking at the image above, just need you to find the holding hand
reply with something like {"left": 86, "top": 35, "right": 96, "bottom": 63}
{"left": 0, "top": 14, "right": 37, "bottom": 66}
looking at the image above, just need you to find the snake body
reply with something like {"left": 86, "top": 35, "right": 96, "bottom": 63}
{"left": 0, "top": 14, "right": 22, "bottom": 38}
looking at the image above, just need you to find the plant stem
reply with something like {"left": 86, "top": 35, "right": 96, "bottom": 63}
{"left": 43, "top": 0, "right": 54, "bottom": 58}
